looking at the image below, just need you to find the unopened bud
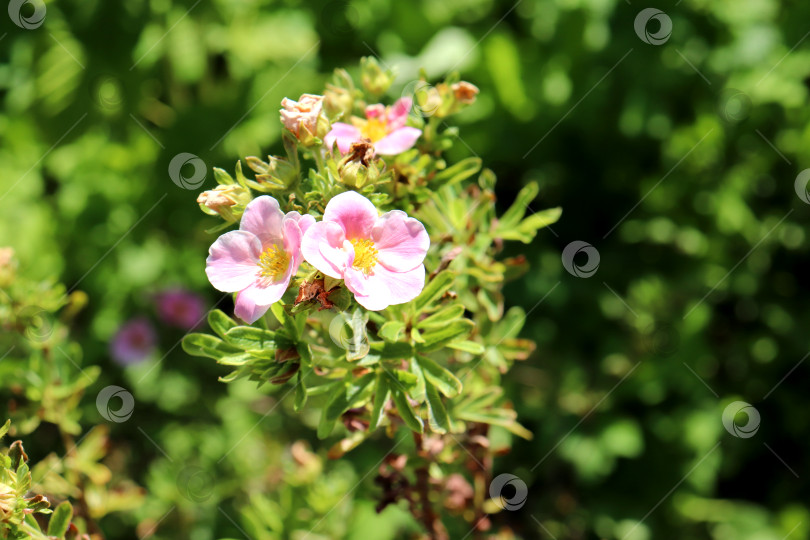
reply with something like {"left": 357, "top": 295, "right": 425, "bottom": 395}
{"left": 338, "top": 139, "right": 380, "bottom": 188}
{"left": 197, "top": 184, "right": 251, "bottom": 222}
{"left": 324, "top": 84, "right": 355, "bottom": 120}
{"left": 452, "top": 81, "right": 479, "bottom": 105}
{"left": 280, "top": 94, "right": 330, "bottom": 146}
{"left": 360, "top": 57, "right": 394, "bottom": 96}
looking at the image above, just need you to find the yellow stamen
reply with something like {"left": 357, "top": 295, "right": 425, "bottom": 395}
{"left": 350, "top": 238, "right": 378, "bottom": 274}
{"left": 360, "top": 117, "right": 388, "bottom": 142}
{"left": 258, "top": 245, "right": 290, "bottom": 281}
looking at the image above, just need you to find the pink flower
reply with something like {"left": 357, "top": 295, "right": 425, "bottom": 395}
{"left": 206, "top": 196, "right": 315, "bottom": 323}
{"left": 111, "top": 318, "right": 156, "bottom": 366}
{"left": 325, "top": 98, "right": 422, "bottom": 156}
{"left": 301, "top": 191, "right": 429, "bottom": 311}
{"left": 280, "top": 94, "right": 327, "bottom": 143}
{"left": 154, "top": 288, "right": 206, "bottom": 330}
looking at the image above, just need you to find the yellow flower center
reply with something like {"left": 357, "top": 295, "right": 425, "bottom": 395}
{"left": 360, "top": 117, "right": 388, "bottom": 142}
{"left": 258, "top": 245, "right": 290, "bottom": 281}
{"left": 350, "top": 238, "right": 378, "bottom": 274}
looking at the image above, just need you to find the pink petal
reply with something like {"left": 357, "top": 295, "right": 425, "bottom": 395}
{"left": 325, "top": 123, "right": 362, "bottom": 154}
{"left": 240, "top": 196, "right": 284, "bottom": 246}
{"left": 387, "top": 97, "right": 412, "bottom": 129}
{"left": 323, "top": 191, "right": 379, "bottom": 239}
{"left": 282, "top": 216, "right": 305, "bottom": 271}
{"left": 301, "top": 221, "right": 350, "bottom": 279}
{"left": 205, "top": 231, "right": 262, "bottom": 292}
{"left": 373, "top": 127, "right": 422, "bottom": 155}
{"left": 238, "top": 272, "right": 291, "bottom": 307}
{"left": 372, "top": 210, "right": 430, "bottom": 272}
{"left": 284, "top": 211, "right": 316, "bottom": 236}
{"left": 234, "top": 289, "right": 273, "bottom": 324}
{"left": 348, "top": 264, "right": 426, "bottom": 311}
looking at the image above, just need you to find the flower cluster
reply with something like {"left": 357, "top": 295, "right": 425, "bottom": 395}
{"left": 205, "top": 192, "right": 429, "bottom": 322}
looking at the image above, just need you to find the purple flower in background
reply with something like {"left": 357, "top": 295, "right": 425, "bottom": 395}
{"left": 154, "top": 288, "right": 206, "bottom": 330}
{"left": 110, "top": 318, "right": 156, "bottom": 366}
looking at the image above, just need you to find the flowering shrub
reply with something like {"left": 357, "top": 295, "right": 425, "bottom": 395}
{"left": 183, "top": 59, "right": 560, "bottom": 537}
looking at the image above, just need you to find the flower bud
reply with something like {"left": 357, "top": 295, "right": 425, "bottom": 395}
{"left": 338, "top": 139, "right": 380, "bottom": 189}
{"left": 197, "top": 184, "right": 251, "bottom": 222}
{"left": 452, "top": 81, "right": 479, "bottom": 105}
{"left": 280, "top": 94, "right": 330, "bottom": 146}
{"left": 324, "top": 84, "right": 354, "bottom": 120}
{"left": 360, "top": 57, "right": 394, "bottom": 96}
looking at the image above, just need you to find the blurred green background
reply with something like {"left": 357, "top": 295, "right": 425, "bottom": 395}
{"left": 2, "top": 0, "right": 809, "bottom": 538}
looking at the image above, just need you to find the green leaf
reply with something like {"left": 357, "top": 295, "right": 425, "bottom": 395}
{"left": 424, "top": 381, "right": 450, "bottom": 433}
{"left": 457, "top": 410, "right": 533, "bottom": 440}
{"left": 415, "top": 356, "right": 463, "bottom": 397}
{"left": 369, "top": 341, "right": 414, "bottom": 359}
{"left": 498, "top": 207, "right": 562, "bottom": 243}
{"left": 182, "top": 333, "right": 242, "bottom": 359}
{"left": 447, "top": 340, "right": 485, "bottom": 354}
{"left": 213, "top": 167, "right": 235, "bottom": 185}
{"left": 369, "top": 372, "right": 390, "bottom": 431}
{"left": 47, "top": 501, "right": 73, "bottom": 537}
{"left": 378, "top": 321, "right": 406, "bottom": 342}
{"left": 416, "top": 304, "right": 465, "bottom": 329}
{"left": 224, "top": 326, "right": 276, "bottom": 349}
{"left": 411, "top": 271, "right": 455, "bottom": 314}
{"left": 416, "top": 319, "right": 475, "bottom": 352}
{"left": 498, "top": 181, "right": 538, "bottom": 229}
{"left": 317, "top": 374, "right": 375, "bottom": 439}
{"left": 217, "top": 353, "right": 254, "bottom": 366}
{"left": 0, "top": 419, "right": 9, "bottom": 440}
{"left": 388, "top": 382, "right": 423, "bottom": 433}
{"left": 208, "top": 309, "right": 238, "bottom": 338}
{"left": 294, "top": 371, "right": 307, "bottom": 412}
{"left": 430, "top": 157, "right": 482, "bottom": 188}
